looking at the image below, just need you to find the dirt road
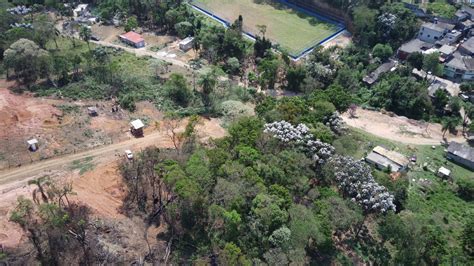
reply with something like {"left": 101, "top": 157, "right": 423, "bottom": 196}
{"left": 0, "top": 118, "right": 225, "bottom": 190}
{"left": 342, "top": 109, "right": 466, "bottom": 145}
{"left": 91, "top": 40, "right": 190, "bottom": 68}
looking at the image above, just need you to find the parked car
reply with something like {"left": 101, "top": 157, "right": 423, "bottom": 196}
{"left": 90, "top": 35, "right": 100, "bottom": 41}
{"left": 125, "top": 150, "right": 133, "bottom": 160}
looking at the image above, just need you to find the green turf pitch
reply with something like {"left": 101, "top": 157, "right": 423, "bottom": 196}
{"left": 192, "top": 0, "right": 341, "bottom": 57}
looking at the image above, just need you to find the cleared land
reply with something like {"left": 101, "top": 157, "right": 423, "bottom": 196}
{"left": 192, "top": 0, "right": 341, "bottom": 56}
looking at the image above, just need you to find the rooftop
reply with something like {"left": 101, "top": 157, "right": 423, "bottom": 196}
{"left": 27, "top": 138, "right": 38, "bottom": 145}
{"left": 421, "top": 21, "right": 455, "bottom": 32}
{"left": 119, "top": 31, "right": 144, "bottom": 44}
{"left": 438, "top": 167, "right": 451, "bottom": 176}
{"left": 179, "top": 37, "right": 194, "bottom": 45}
{"left": 399, "top": 39, "right": 433, "bottom": 54}
{"left": 363, "top": 60, "right": 398, "bottom": 85}
{"left": 438, "top": 44, "right": 456, "bottom": 56}
{"left": 460, "top": 37, "right": 474, "bottom": 54}
{"left": 447, "top": 142, "right": 474, "bottom": 162}
{"left": 446, "top": 52, "right": 474, "bottom": 71}
{"left": 366, "top": 151, "right": 403, "bottom": 172}
{"left": 373, "top": 146, "right": 409, "bottom": 167}
{"left": 428, "top": 81, "right": 448, "bottom": 97}
{"left": 130, "top": 119, "right": 144, "bottom": 130}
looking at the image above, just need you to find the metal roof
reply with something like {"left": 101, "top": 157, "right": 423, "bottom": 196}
{"left": 438, "top": 167, "right": 451, "bottom": 176}
{"left": 373, "top": 146, "right": 409, "bottom": 167}
{"left": 448, "top": 142, "right": 474, "bottom": 162}
{"left": 27, "top": 139, "right": 38, "bottom": 145}
{"left": 130, "top": 119, "right": 144, "bottom": 130}
{"left": 366, "top": 152, "right": 402, "bottom": 172}
{"left": 119, "top": 31, "right": 144, "bottom": 44}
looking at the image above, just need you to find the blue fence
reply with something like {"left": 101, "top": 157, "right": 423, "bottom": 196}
{"left": 189, "top": 1, "right": 346, "bottom": 60}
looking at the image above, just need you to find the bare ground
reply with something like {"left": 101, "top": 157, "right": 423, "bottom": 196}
{"left": 342, "top": 109, "right": 466, "bottom": 145}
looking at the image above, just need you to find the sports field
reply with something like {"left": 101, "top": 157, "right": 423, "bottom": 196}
{"left": 191, "top": 0, "right": 342, "bottom": 57}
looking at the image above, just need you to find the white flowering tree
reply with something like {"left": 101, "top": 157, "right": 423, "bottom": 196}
{"left": 324, "top": 112, "right": 347, "bottom": 135}
{"left": 264, "top": 121, "right": 335, "bottom": 165}
{"left": 264, "top": 121, "right": 396, "bottom": 214}
{"left": 328, "top": 155, "right": 396, "bottom": 213}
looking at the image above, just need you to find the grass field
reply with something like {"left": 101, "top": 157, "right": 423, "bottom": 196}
{"left": 191, "top": 0, "right": 342, "bottom": 57}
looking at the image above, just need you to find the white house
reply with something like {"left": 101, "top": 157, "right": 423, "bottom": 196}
{"left": 444, "top": 52, "right": 474, "bottom": 80}
{"left": 418, "top": 21, "right": 455, "bottom": 43}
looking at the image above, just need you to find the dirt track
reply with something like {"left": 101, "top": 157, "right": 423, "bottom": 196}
{"left": 91, "top": 40, "right": 190, "bottom": 68}
{"left": 342, "top": 109, "right": 466, "bottom": 145}
{"left": 0, "top": 118, "right": 225, "bottom": 190}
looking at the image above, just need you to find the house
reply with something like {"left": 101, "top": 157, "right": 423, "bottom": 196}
{"left": 446, "top": 141, "right": 474, "bottom": 170}
{"left": 119, "top": 31, "right": 145, "bottom": 48}
{"left": 179, "top": 37, "right": 195, "bottom": 52}
{"left": 458, "top": 36, "right": 474, "bottom": 56}
{"left": 363, "top": 60, "right": 398, "bottom": 85}
{"left": 444, "top": 30, "right": 463, "bottom": 45}
{"left": 455, "top": 9, "right": 470, "bottom": 22}
{"left": 130, "top": 119, "right": 144, "bottom": 137}
{"left": 444, "top": 52, "right": 474, "bottom": 80}
{"left": 27, "top": 138, "right": 38, "bottom": 152}
{"left": 418, "top": 21, "right": 455, "bottom": 43}
{"left": 437, "top": 167, "right": 451, "bottom": 178}
{"left": 439, "top": 44, "right": 456, "bottom": 62}
{"left": 365, "top": 146, "right": 409, "bottom": 172}
{"left": 398, "top": 39, "right": 433, "bottom": 60}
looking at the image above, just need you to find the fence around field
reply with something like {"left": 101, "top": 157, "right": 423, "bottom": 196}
{"left": 189, "top": 0, "right": 345, "bottom": 59}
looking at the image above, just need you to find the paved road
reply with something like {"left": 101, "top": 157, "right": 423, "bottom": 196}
{"left": 0, "top": 131, "right": 172, "bottom": 187}
{"left": 91, "top": 40, "right": 190, "bottom": 68}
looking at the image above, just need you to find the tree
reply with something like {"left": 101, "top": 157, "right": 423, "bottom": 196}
{"left": 3, "top": 38, "right": 51, "bottom": 87}
{"left": 174, "top": 21, "right": 193, "bottom": 38}
{"left": 352, "top": 6, "right": 377, "bottom": 47}
{"left": 286, "top": 65, "right": 307, "bottom": 92}
{"left": 433, "top": 89, "right": 449, "bottom": 111}
{"left": 462, "top": 103, "right": 474, "bottom": 134}
{"left": 198, "top": 69, "right": 219, "bottom": 109}
{"left": 441, "top": 116, "right": 460, "bottom": 138}
{"left": 372, "top": 43, "right": 393, "bottom": 61}
{"left": 218, "top": 242, "right": 250, "bottom": 265}
{"left": 79, "top": 26, "right": 92, "bottom": 50}
{"left": 258, "top": 56, "right": 280, "bottom": 90}
{"left": 228, "top": 116, "right": 264, "bottom": 147}
{"left": 407, "top": 52, "right": 424, "bottom": 69}
{"left": 124, "top": 16, "right": 138, "bottom": 32}
{"left": 33, "top": 14, "right": 58, "bottom": 49}
{"left": 423, "top": 52, "right": 443, "bottom": 76}
{"left": 164, "top": 73, "right": 192, "bottom": 107}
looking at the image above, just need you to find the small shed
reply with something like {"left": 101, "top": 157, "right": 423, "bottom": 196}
{"left": 130, "top": 119, "right": 144, "bottom": 137}
{"left": 27, "top": 138, "right": 38, "bottom": 151}
{"left": 87, "top": 107, "right": 98, "bottom": 116}
{"left": 179, "top": 37, "right": 194, "bottom": 52}
{"left": 437, "top": 167, "right": 451, "bottom": 178}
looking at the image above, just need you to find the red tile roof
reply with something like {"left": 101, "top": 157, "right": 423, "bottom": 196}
{"left": 119, "top": 31, "right": 144, "bottom": 44}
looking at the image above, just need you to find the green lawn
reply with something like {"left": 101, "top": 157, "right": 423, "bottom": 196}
{"left": 336, "top": 128, "right": 473, "bottom": 253}
{"left": 191, "top": 0, "right": 341, "bottom": 57}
